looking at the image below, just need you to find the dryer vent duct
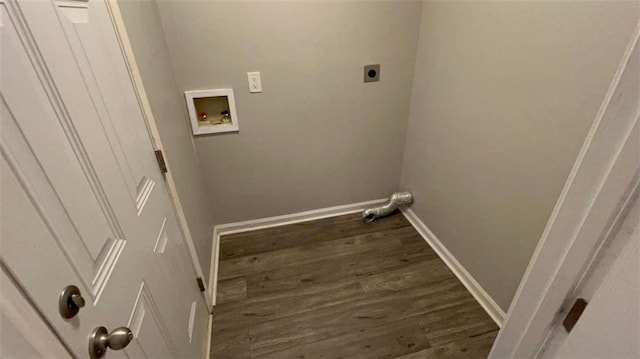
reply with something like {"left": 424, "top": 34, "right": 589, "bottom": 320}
{"left": 362, "top": 191, "right": 413, "bottom": 223}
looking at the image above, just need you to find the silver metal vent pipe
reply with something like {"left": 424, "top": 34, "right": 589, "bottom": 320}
{"left": 362, "top": 191, "right": 413, "bottom": 223}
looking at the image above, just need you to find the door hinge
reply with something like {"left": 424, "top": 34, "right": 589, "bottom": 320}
{"left": 196, "top": 277, "right": 205, "bottom": 292}
{"left": 563, "top": 298, "right": 588, "bottom": 333}
{"left": 154, "top": 150, "right": 168, "bottom": 173}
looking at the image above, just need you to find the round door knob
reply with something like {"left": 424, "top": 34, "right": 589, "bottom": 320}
{"left": 58, "top": 285, "right": 86, "bottom": 319}
{"left": 89, "top": 326, "right": 134, "bottom": 359}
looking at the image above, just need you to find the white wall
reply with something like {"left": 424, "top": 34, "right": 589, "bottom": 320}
{"left": 400, "top": 1, "right": 640, "bottom": 310}
{"left": 154, "top": 0, "right": 423, "bottom": 225}
{"left": 117, "top": 0, "right": 215, "bottom": 280}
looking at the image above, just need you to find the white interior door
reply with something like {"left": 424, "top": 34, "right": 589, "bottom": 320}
{"left": 0, "top": 0, "right": 208, "bottom": 357}
{"left": 541, "top": 189, "right": 640, "bottom": 358}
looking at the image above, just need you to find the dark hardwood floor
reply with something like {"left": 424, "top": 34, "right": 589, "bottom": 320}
{"left": 210, "top": 212, "right": 499, "bottom": 358}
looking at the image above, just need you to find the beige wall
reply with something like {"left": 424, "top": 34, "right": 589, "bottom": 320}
{"left": 117, "top": 0, "right": 215, "bottom": 280}
{"left": 155, "top": 1, "right": 423, "bottom": 225}
{"left": 401, "top": 1, "right": 640, "bottom": 310}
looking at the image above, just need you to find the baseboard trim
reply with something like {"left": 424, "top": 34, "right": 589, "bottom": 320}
{"left": 207, "top": 226, "right": 221, "bottom": 309}
{"left": 401, "top": 208, "right": 506, "bottom": 327}
{"left": 215, "top": 198, "right": 388, "bottom": 235}
{"left": 204, "top": 313, "right": 212, "bottom": 359}
{"left": 207, "top": 198, "right": 387, "bottom": 307}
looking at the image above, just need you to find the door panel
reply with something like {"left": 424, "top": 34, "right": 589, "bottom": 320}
{"left": 126, "top": 281, "right": 177, "bottom": 358}
{"left": 0, "top": 0, "right": 207, "bottom": 357}
{"left": 0, "top": 7, "right": 125, "bottom": 302}
{"left": 53, "top": 0, "right": 155, "bottom": 203}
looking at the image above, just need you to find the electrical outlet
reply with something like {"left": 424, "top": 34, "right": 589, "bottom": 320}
{"left": 247, "top": 72, "right": 262, "bottom": 93}
{"left": 364, "top": 64, "right": 380, "bottom": 83}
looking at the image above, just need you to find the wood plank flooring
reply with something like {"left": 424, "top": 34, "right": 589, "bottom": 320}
{"left": 211, "top": 212, "right": 498, "bottom": 358}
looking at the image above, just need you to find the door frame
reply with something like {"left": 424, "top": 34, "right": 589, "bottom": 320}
{"left": 489, "top": 22, "right": 640, "bottom": 358}
{"left": 102, "top": 0, "right": 213, "bottom": 309}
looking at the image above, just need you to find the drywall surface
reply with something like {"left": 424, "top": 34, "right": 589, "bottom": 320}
{"left": 155, "top": 1, "right": 422, "bottom": 225}
{"left": 117, "top": 0, "right": 214, "bottom": 280}
{"left": 400, "top": 1, "right": 640, "bottom": 310}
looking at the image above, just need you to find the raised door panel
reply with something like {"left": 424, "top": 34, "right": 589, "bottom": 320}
{"left": 13, "top": 0, "right": 163, "bottom": 228}
{"left": 143, "top": 213, "right": 210, "bottom": 358}
{"left": 52, "top": 0, "right": 160, "bottom": 206}
{"left": 124, "top": 281, "right": 178, "bottom": 358}
{"left": 1, "top": 3, "right": 126, "bottom": 302}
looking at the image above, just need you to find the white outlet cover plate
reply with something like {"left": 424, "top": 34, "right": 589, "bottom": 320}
{"left": 247, "top": 72, "right": 262, "bottom": 93}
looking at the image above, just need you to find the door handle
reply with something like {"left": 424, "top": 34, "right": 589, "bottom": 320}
{"left": 88, "top": 326, "right": 133, "bottom": 359}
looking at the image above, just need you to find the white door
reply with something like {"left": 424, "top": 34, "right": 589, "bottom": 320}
{"left": 541, "top": 189, "right": 640, "bottom": 358}
{"left": 0, "top": 0, "right": 208, "bottom": 357}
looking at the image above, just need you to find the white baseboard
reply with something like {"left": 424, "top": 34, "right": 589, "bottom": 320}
{"left": 204, "top": 313, "right": 212, "bottom": 359}
{"left": 207, "top": 198, "right": 387, "bottom": 307}
{"left": 401, "top": 208, "right": 506, "bottom": 327}
{"left": 208, "top": 226, "right": 221, "bottom": 309}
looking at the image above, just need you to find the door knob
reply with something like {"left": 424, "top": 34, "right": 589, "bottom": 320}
{"left": 58, "top": 285, "right": 86, "bottom": 318}
{"left": 88, "top": 326, "right": 134, "bottom": 359}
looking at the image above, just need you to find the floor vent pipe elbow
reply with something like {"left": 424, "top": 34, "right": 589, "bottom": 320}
{"left": 362, "top": 191, "right": 413, "bottom": 223}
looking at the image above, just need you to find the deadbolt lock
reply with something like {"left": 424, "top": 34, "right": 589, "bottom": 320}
{"left": 58, "top": 285, "right": 86, "bottom": 319}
